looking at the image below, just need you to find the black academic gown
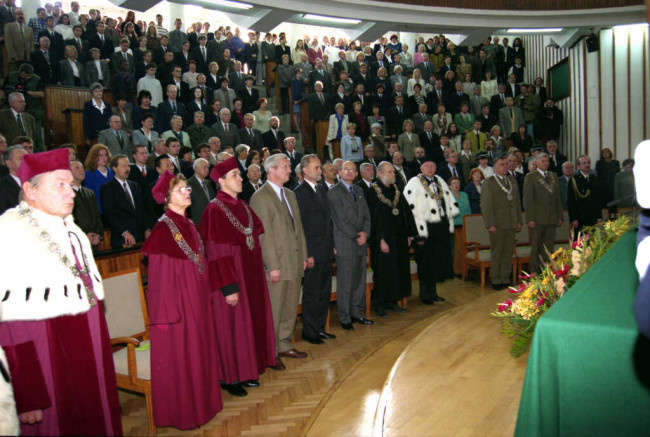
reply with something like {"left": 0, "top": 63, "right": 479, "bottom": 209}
{"left": 366, "top": 182, "right": 417, "bottom": 310}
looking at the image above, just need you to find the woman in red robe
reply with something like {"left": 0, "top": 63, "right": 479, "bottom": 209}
{"left": 141, "top": 171, "right": 222, "bottom": 429}
{"left": 199, "top": 158, "right": 277, "bottom": 396}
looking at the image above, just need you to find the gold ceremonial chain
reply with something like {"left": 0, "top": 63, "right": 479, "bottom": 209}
{"left": 212, "top": 198, "right": 255, "bottom": 250}
{"left": 536, "top": 172, "right": 554, "bottom": 194}
{"left": 418, "top": 174, "right": 443, "bottom": 202}
{"left": 160, "top": 214, "right": 205, "bottom": 273}
{"left": 571, "top": 177, "right": 591, "bottom": 199}
{"left": 17, "top": 204, "right": 97, "bottom": 306}
{"left": 371, "top": 182, "right": 401, "bottom": 216}
{"left": 494, "top": 175, "right": 514, "bottom": 201}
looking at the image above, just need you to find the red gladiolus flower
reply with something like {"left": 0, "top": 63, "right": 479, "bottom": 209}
{"left": 554, "top": 265, "right": 569, "bottom": 277}
{"left": 498, "top": 299, "right": 513, "bottom": 311}
{"left": 536, "top": 298, "right": 546, "bottom": 307}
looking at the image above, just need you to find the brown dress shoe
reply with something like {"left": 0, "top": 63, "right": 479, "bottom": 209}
{"left": 278, "top": 348, "right": 308, "bottom": 359}
{"left": 271, "top": 356, "right": 286, "bottom": 370}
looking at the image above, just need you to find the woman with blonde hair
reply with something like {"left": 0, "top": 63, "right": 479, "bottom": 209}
{"left": 83, "top": 143, "right": 114, "bottom": 213}
{"left": 398, "top": 119, "right": 420, "bottom": 161}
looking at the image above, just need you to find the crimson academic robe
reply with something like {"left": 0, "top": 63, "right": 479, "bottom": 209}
{"left": 199, "top": 190, "right": 276, "bottom": 381}
{"left": 141, "top": 209, "right": 222, "bottom": 429}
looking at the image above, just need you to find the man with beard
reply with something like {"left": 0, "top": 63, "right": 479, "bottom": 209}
{"left": 404, "top": 158, "right": 459, "bottom": 304}
{"left": 294, "top": 155, "right": 336, "bottom": 344}
{"left": 366, "top": 161, "right": 417, "bottom": 316}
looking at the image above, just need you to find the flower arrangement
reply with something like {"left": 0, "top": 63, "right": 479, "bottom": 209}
{"left": 492, "top": 216, "right": 633, "bottom": 358}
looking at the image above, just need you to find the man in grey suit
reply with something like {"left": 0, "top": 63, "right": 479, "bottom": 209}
{"left": 167, "top": 18, "right": 187, "bottom": 53}
{"left": 498, "top": 96, "right": 525, "bottom": 138}
{"left": 523, "top": 153, "right": 564, "bottom": 273}
{"left": 97, "top": 115, "right": 131, "bottom": 158}
{"left": 250, "top": 154, "right": 309, "bottom": 364}
{"left": 327, "top": 160, "right": 371, "bottom": 330}
{"left": 481, "top": 156, "right": 522, "bottom": 290}
{"left": 187, "top": 158, "right": 214, "bottom": 225}
{"left": 85, "top": 47, "right": 110, "bottom": 87}
{"left": 558, "top": 160, "right": 574, "bottom": 210}
{"left": 0, "top": 92, "right": 35, "bottom": 145}
{"left": 211, "top": 108, "right": 240, "bottom": 149}
{"left": 214, "top": 77, "right": 238, "bottom": 111}
{"left": 470, "top": 86, "right": 489, "bottom": 117}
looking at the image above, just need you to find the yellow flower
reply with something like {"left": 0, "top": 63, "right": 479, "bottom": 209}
{"left": 542, "top": 276, "right": 551, "bottom": 286}
{"left": 551, "top": 247, "right": 565, "bottom": 260}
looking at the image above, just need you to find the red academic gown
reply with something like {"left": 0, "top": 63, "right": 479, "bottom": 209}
{"left": 199, "top": 190, "right": 276, "bottom": 382}
{"left": 0, "top": 304, "right": 123, "bottom": 436}
{"left": 142, "top": 210, "right": 222, "bottom": 429}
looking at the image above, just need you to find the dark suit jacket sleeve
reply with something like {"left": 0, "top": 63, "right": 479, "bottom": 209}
{"left": 327, "top": 186, "right": 360, "bottom": 240}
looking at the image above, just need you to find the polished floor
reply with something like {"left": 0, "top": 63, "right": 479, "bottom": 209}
{"left": 119, "top": 278, "right": 527, "bottom": 436}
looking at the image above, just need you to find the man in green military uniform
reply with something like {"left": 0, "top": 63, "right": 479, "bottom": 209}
{"left": 523, "top": 152, "right": 564, "bottom": 273}
{"left": 3, "top": 63, "right": 45, "bottom": 151}
{"left": 481, "top": 156, "right": 522, "bottom": 289}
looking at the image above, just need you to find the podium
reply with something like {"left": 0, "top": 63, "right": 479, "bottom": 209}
{"left": 63, "top": 108, "right": 87, "bottom": 160}
{"left": 313, "top": 120, "right": 329, "bottom": 160}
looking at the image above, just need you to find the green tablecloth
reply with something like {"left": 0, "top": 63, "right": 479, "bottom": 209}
{"left": 515, "top": 230, "right": 650, "bottom": 436}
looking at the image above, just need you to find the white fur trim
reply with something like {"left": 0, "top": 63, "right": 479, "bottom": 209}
{"left": 404, "top": 175, "right": 459, "bottom": 237}
{"left": 0, "top": 203, "right": 104, "bottom": 322}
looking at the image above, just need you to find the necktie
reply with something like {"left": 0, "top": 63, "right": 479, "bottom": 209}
{"left": 172, "top": 101, "right": 177, "bottom": 113}
{"left": 100, "top": 35, "right": 104, "bottom": 43}
{"left": 501, "top": 94, "right": 505, "bottom": 105}
{"left": 452, "top": 167, "right": 457, "bottom": 178}
{"left": 248, "top": 128, "right": 253, "bottom": 138}
{"left": 201, "top": 180, "right": 210, "bottom": 199}
{"left": 224, "top": 91, "right": 230, "bottom": 109}
{"left": 224, "top": 123, "right": 229, "bottom": 134}
{"left": 123, "top": 52, "right": 127, "bottom": 61}
{"left": 348, "top": 185, "right": 356, "bottom": 202}
{"left": 280, "top": 188, "right": 294, "bottom": 228}
{"left": 428, "top": 132, "right": 432, "bottom": 141}
{"left": 438, "top": 90, "right": 441, "bottom": 100}
{"left": 16, "top": 113, "right": 25, "bottom": 134}
{"left": 141, "top": 167, "right": 146, "bottom": 177}
{"left": 123, "top": 182, "right": 135, "bottom": 209}
{"left": 44, "top": 50, "right": 49, "bottom": 61}
{"left": 116, "top": 131, "right": 123, "bottom": 146}
{"left": 201, "top": 46, "right": 206, "bottom": 61}
{"left": 318, "top": 92, "right": 323, "bottom": 104}
{"left": 510, "top": 108, "right": 515, "bottom": 133}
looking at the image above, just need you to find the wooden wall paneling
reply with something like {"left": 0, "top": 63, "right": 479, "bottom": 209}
{"left": 614, "top": 28, "right": 629, "bottom": 161}
{"left": 583, "top": 42, "right": 590, "bottom": 157}
{"left": 628, "top": 28, "right": 645, "bottom": 159}
{"left": 599, "top": 30, "right": 615, "bottom": 154}
{"left": 44, "top": 86, "right": 91, "bottom": 147}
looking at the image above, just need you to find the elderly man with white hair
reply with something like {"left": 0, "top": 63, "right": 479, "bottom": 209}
{"left": 187, "top": 157, "right": 215, "bottom": 224}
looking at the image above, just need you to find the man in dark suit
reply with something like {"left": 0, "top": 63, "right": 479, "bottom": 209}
{"left": 282, "top": 137, "right": 302, "bottom": 172}
{"left": 239, "top": 113, "right": 264, "bottom": 151}
{"left": 263, "top": 116, "right": 286, "bottom": 151}
{"left": 355, "top": 162, "right": 375, "bottom": 198}
{"left": 155, "top": 50, "right": 176, "bottom": 85}
{"left": 101, "top": 155, "right": 149, "bottom": 249}
{"left": 70, "top": 159, "right": 104, "bottom": 249}
{"left": 327, "top": 160, "right": 372, "bottom": 330}
{"left": 447, "top": 82, "right": 470, "bottom": 116}
{"left": 190, "top": 34, "right": 213, "bottom": 75}
{"left": 567, "top": 155, "right": 601, "bottom": 236}
{"left": 237, "top": 75, "right": 260, "bottom": 114}
{"left": 240, "top": 164, "right": 263, "bottom": 204}
{"left": 128, "top": 145, "right": 157, "bottom": 194}
{"left": 0, "top": 146, "right": 26, "bottom": 215}
{"left": 110, "top": 38, "right": 135, "bottom": 74}
{"left": 88, "top": 20, "right": 114, "bottom": 60}
{"left": 419, "top": 120, "right": 440, "bottom": 157}
{"left": 211, "top": 108, "right": 241, "bottom": 148}
{"left": 156, "top": 83, "right": 186, "bottom": 133}
{"left": 387, "top": 95, "right": 408, "bottom": 139}
{"left": 391, "top": 151, "right": 412, "bottom": 190}
{"left": 65, "top": 25, "right": 88, "bottom": 63}
{"left": 308, "top": 58, "right": 332, "bottom": 93}
{"left": 415, "top": 59, "right": 435, "bottom": 82}
{"left": 227, "top": 61, "right": 246, "bottom": 91}
{"left": 505, "top": 74, "right": 520, "bottom": 99}
{"left": 436, "top": 149, "right": 465, "bottom": 186}
{"left": 294, "top": 154, "right": 336, "bottom": 344}
{"left": 546, "top": 140, "right": 567, "bottom": 175}
{"left": 352, "top": 63, "right": 374, "bottom": 95}
{"left": 153, "top": 34, "right": 171, "bottom": 65}
{"left": 332, "top": 50, "right": 353, "bottom": 81}
{"left": 0, "top": 93, "right": 36, "bottom": 146}
{"left": 307, "top": 81, "right": 330, "bottom": 122}
{"left": 186, "top": 158, "right": 215, "bottom": 225}
{"left": 31, "top": 36, "right": 57, "bottom": 83}
{"left": 37, "top": 16, "right": 64, "bottom": 63}
{"left": 166, "top": 65, "right": 191, "bottom": 104}
{"left": 477, "top": 104, "right": 498, "bottom": 133}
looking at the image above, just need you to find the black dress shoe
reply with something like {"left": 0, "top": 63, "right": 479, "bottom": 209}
{"left": 351, "top": 317, "right": 374, "bottom": 325}
{"left": 221, "top": 383, "right": 247, "bottom": 397}
{"left": 421, "top": 299, "right": 435, "bottom": 305}
{"left": 318, "top": 331, "right": 337, "bottom": 339}
{"left": 386, "top": 304, "right": 406, "bottom": 313}
{"left": 303, "top": 335, "right": 324, "bottom": 345}
{"left": 432, "top": 295, "right": 446, "bottom": 302}
{"left": 341, "top": 322, "right": 354, "bottom": 330}
{"left": 241, "top": 380, "right": 260, "bottom": 388}
{"left": 493, "top": 283, "right": 505, "bottom": 290}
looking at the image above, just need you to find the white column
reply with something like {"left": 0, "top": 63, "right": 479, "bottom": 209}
{"left": 166, "top": 1, "right": 185, "bottom": 30}
{"left": 20, "top": 0, "right": 41, "bottom": 21}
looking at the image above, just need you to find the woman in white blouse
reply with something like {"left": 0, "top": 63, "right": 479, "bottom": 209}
{"left": 480, "top": 70, "right": 498, "bottom": 101}
{"left": 54, "top": 14, "right": 74, "bottom": 40}
{"left": 407, "top": 68, "right": 427, "bottom": 97}
{"left": 182, "top": 60, "right": 199, "bottom": 89}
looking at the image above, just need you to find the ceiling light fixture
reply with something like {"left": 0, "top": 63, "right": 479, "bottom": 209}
{"left": 303, "top": 14, "right": 361, "bottom": 25}
{"left": 204, "top": 0, "right": 253, "bottom": 10}
{"left": 507, "top": 28, "right": 563, "bottom": 33}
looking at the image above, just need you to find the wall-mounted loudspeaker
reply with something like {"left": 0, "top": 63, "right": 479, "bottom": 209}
{"left": 586, "top": 35, "right": 599, "bottom": 53}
